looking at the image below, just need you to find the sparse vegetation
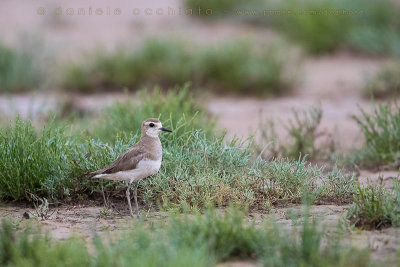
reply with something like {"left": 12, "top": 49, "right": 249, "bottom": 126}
{"left": 184, "top": 0, "right": 263, "bottom": 19}
{"left": 88, "top": 85, "right": 214, "bottom": 143}
{"left": 275, "top": 0, "right": 351, "bottom": 54}
{"left": 0, "top": 87, "right": 355, "bottom": 209}
{"left": 346, "top": 0, "right": 400, "bottom": 57}
{"left": 184, "top": 0, "right": 240, "bottom": 17}
{"left": 275, "top": 0, "right": 400, "bottom": 55}
{"left": 347, "top": 182, "right": 400, "bottom": 229}
{"left": 0, "top": 207, "right": 372, "bottom": 266}
{"left": 351, "top": 103, "right": 400, "bottom": 168}
{"left": 0, "top": 44, "right": 41, "bottom": 92}
{"left": 80, "top": 128, "right": 355, "bottom": 211}
{"left": 62, "top": 39, "right": 298, "bottom": 95}
{"left": 184, "top": 0, "right": 400, "bottom": 56}
{"left": 0, "top": 117, "right": 78, "bottom": 200}
{"left": 259, "top": 106, "right": 335, "bottom": 161}
{"left": 365, "top": 61, "right": 400, "bottom": 98}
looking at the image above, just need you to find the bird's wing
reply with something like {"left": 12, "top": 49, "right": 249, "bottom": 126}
{"left": 88, "top": 146, "right": 146, "bottom": 177}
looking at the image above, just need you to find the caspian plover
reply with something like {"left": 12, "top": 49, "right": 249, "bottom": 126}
{"left": 88, "top": 118, "right": 172, "bottom": 218}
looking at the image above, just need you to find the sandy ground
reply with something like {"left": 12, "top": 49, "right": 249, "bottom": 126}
{"left": 1, "top": 202, "right": 399, "bottom": 262}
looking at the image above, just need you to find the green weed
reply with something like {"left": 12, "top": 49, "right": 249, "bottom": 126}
{"left": 0, "top": 220, "right": 91, "bottom": 267}
{"left": 259, "top": 106, "right": 335, "bottom": 161}
{"left": 87, "top": 85, "right": 214, "bottom": 143}
{"left": 346, "top": 0, "right": 400, "bottom": 57}
{"left": 81, "top": 128, "right": 355, "bottom": 210}
{"left": 62, "top": 39, "right": 298, "bottom": 95}
{"left": 282, "top": 0, "right": 400, "bottom": 55}
{"left": 63, "top": 40, "right": 192, "bottom": 92}
{"left": 351, "top": 103, "right": 400, "bottom": 168}
{"left": 0, "top": 44, "right": 40, "bottom": 92}
{"left": 183, "top": 0, "right": 264, "bottom": 18}
{"left": 0, "top": 207, "right": 372, "bottom": 266}
{"left": 276, "top": 0, "right": 351, "bottom": 54}
{"left": 189, "top": 0, "right": 400, "bottom": 56}
{"left": 365, "top": 61, "right": 400, "bottom": 98}
{"left": 272, "top": 0, "right": 400, "bottom": 55}
{"left": 195, "top": 40, "right": 297, "bottom": 95}
{"left": 0, "top": 117, "right": 78, "bottom": 200}
{"left": 0, "top": 87, "right": 355, "bottom": 209}
{"left": 347, "top": 182, "right": 400, "bottom": 229}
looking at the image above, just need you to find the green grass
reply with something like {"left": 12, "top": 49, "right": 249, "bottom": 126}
{"left": 347, "top": 182, "right": 400, "bottom": 229}
{"left": 82, "top": 130, "right": 355, "bottom": 211}
{"left": 63, "top": 40, "right": 192, "bottom": 92}
{"left": 0, "top": 117, "right": 79, "bottom": 200}
{"left": 184, "top": 0, "right": 264, "bottom": 19}
{"left": 275, "top": 0, "right": 400, "bottom": 55}
{"left": 62, "top": 39, "right": 298, "bottom": 95}
{"left": 87, "top": 85, "right": 214, "bottom": 143}
{"left": 0, "top": 207, "right": 372, "bottom": 266}
{"left": 275, "top": 0, "right": 351, "bottom": 54}
{"left": 364, "top": 61, "right": 400, "bottom": 98}
{"left": 351, "top": 103, "right": 400, "bottom": 168}
{"left": 258, "top": 106, "right": 335, "bottom": 161}
{"left": 0, "top": 44, "right": 41, "bottom": 92}
{"left": 0, "top": 87, "right": 212, "bottom": 202}
{"left": 185, "top": 0, "right": 400, "bottom": 56}
{"left": 184, "top": 0, "right": 242, "bottom": 17}
{"left": 346, "top": 0, "right": 400, "bottom": 57}
{"left": 83, "top": 93, "right": 355, "bottom": 209}
{"left": 0, "top": 86, "right": 355, "bottom": 210}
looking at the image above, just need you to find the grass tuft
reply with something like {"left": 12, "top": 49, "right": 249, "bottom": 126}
{"left": 184, "top": 0, "right": 264, "bottom": 19}
{"left": 347, "top": 182, "right": 400, "bottom": 229}
{"left": 185, "top": 0, "right": 400, "bottom": 56}
{"left": 0, "top": 117, "right": 78, "bottom": 200}
{"left": 0, "top": 44, "right": 40, "bottom": 92}
{"left": 0, "top": 86, "right": 355, "bottom": 210}
{"left": 364, "top": 61, "right": 400, "bottom": 98}
{"left": 259, "top": 105, "right": 335, "bottom": 161}
{"left": 87, "top": 85, "right": 214, "bottom": 143}
{"left": 276, "top": 0, "right": 351, "bottom": 54}
{"left": 351, "top": 103, "right": 400, "bottom": 168}
{"left": 62, "top": 39, "right": 298, "bottom": 95}
{"left": 0, "top": 207, "right": 372, "bottom": 266}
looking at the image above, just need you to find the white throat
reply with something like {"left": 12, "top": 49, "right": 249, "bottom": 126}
{"left": 146, "top": 129, "right": 160, "bottom": 138}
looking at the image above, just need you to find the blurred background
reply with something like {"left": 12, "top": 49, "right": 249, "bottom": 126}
{"left": 1, "top": 0, "right": 399, "bottom": 151}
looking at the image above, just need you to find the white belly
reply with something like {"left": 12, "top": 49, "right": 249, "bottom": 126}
{"left": 93, "top": 159, "right": 162, "bottom": 183}
{"left": 136, "top": 159, "right": 162, "bottom": 176}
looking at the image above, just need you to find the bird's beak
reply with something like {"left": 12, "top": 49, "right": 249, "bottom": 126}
{"left": 160, "top": 127, "right": 172, "bottom": 133}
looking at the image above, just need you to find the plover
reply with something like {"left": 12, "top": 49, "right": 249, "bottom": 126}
{"left": 88, "top": 118, "right": 172, "bottom": 218}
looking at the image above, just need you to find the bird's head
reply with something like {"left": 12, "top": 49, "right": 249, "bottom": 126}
{"left": 142, "top": 118, "right": 172, "bottom": 138}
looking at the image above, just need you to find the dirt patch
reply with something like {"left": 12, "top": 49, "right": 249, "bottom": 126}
{"left": 0, "top": 203, "right": 169, "bottom": 241}
{"left": 1, "top": 202, "right": 399, "bottom": 260}
{"left": 358, "top": 170, "right": 400, "bottom": 189}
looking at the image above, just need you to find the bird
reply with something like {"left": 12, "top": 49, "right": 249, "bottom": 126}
{"left": 87, "top": 118, "right": 172, "bottom": 218}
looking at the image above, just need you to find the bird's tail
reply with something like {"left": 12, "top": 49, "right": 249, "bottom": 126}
{"left": 81, "top": 169, "right": 105, "bottom": 179}
{"left": 91, "top": 173, "right": 131, "bottom": 182}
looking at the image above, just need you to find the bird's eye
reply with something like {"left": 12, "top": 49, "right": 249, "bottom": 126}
{"left": 149, "top": 123, "right": 155, "bottom": 127}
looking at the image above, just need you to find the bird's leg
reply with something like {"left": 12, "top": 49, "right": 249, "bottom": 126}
{"left": 101, "top": 180, "right": 108, "bottom": 207}
{"left": 125, "top": 182, "right": 134, "bottom": 217}
{"left": 133, "top": 180, "right": 141, "bottom": 219}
